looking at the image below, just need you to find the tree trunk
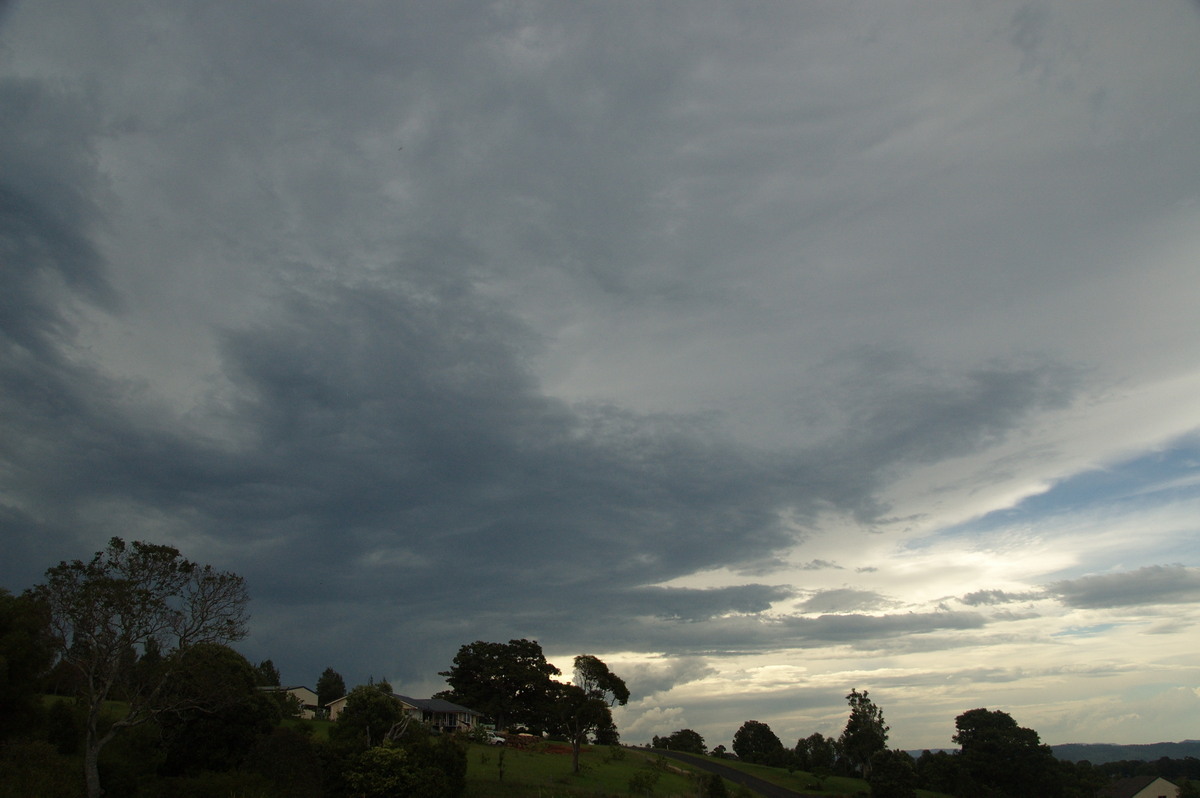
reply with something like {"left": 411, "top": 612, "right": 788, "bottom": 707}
{"left": 84, "top": 736, "right": 103, "bottom": 798}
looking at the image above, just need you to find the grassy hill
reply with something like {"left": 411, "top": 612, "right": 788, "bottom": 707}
{"left": 650, "top": 750, "right": 955, "bottom": 798}
{"left": 464, "top": 742, "right": 738, "bottom": 797}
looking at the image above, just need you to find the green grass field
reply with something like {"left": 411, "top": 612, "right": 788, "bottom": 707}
{"left": 652, "top": 750, "right": 955, "bottom": 798}
{"left": 464, "top": 742, "right": 750, "bottom": 797}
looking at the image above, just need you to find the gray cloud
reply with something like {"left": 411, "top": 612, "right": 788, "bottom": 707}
{"left": 960, "top": 589, "right": 1045, "bottom": 606}
{"left": 799, "top": 589, "right": 892, "bottom": 614}
{"left": 3, "top": 2, "right": 1199, "bottom": 742}
{"left": 1049, "top": 566, "right": 1200, "bottom": 609}
{"left": 800, "top": 559, "right": 844, "bottom": 571}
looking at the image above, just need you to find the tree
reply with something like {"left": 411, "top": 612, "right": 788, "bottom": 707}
{"left": 317, "top": 666, "right": 347, "bottom": 708}
{"left": 155, "top": 643, "right": 280, "bottom": 777}
{"left": 32, "top": 537, "right": 249, "bottom": 798}
{"left": 867, "top": 749, "right": 918, "bottom": 798}
{"left": 952, "top": 707, "right": 1061, "bottom": 797}
{"left": 654, "top": 728, "right": 707, "bottom": 755}
{"left": 0, "top": 588, "right": 53, "bottom": 739}
{"left": 254, "top": 658, "right": 281, "bottom": 686}
{"left": 732, "top": 720, "right": 784, "bottom": 765}
{"left": 436, "top": 639, "right": 560, "bottom": 731}
{"left": 839, "top": 689, "right": 889, "bottom": 778}
{"left": 795, "top": 731, "right": 837, "bottom": 772}
{"left": 342, "top": 736, "right": 467, "bottom": 798}
{"left": 553, "top": 654, "right": 630, "bottom": 773}
{"left": 330, "top": 684, "right": 408, "bottom": 750}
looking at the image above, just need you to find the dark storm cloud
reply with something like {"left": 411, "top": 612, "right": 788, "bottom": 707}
{"left": 0, "top": 233, "right": 1078, "bottom": 683}
{"left": 9, "top": 0, "right": 1181, "bottom": 701}
{"left": 0, "top": 79, "right": 114, "bottom": 357}
{"left": 1049, "top": 565, "right": 1200, "bottom": 609}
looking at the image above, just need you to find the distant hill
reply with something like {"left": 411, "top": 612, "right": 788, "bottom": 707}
{"left": 1051, "top": 740, "right": 1200, "bottom": 764}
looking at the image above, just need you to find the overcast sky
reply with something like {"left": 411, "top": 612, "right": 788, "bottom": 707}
{"left": 3, "top": 0, "right": 1199, "bottom": 751}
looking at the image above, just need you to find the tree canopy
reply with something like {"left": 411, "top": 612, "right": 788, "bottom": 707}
{"left": 33, "top": 537, "right": 249, "bottom": 798}
{"left": 953, "top": 707, "right": 1061, "bottom": 797}
{"left": 732, "top": 719, "right": 785, "bottom": 765}
{"left": 156, "top": 643, "right": 280, "bottom": 777}
{"left": 330, "top": 684, "right": 408, "bottom": 750}
{"left": 0, "top": 588, "right": 52, "bottom": 740}
{"left": 653, "top": 728, "right": 707, "bottom": 755}
{"left": 317, "top": 666, "right": 347, "bottom": 708}
{"left": 553, "top": 654, "right": 630, "bottom": 772}
{"left": 436, "top": 638, "right": 560, "bottom": 731}
{"left": 839, "top": 688, "right": 889, "bottom": 777}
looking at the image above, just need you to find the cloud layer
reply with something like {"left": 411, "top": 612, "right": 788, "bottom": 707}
{"left": 2, "top": 0, "right": 1199, "bottom": 750}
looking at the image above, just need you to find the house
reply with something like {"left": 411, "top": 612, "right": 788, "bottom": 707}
{"left": 393, "top": 694, "right": 482, "bottom": 734}
{"left": 324, "top": 691, "right": 481, "bottom": 733}
{"left": 259, "top": 685, "right": 321, "bottom": 719}
{"left": 1097, "top": 775, "right": 1180, "bottom": 798}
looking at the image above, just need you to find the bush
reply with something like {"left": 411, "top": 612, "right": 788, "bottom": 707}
{"left": 140, "top": 770, "right": 276, "bottom": 798}
{"left": 0, "top": 740, "right": 82, "bottom": 798}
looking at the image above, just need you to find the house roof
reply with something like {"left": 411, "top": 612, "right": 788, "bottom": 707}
{"left": 393, "top": 694, "right": 480, "bottom": 715}
{"left": 1097, "top": 775, "right": 1178, "bottom": 798}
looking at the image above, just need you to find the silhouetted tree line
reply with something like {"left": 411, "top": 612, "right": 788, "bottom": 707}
{"left": 655, "top": 693, "right": 1199, "bottom": 798}
{"left": 0, "top": 541, "right": 468, "bottom": 798}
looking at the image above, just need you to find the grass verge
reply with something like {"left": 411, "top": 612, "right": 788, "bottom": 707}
{"left": 464, "top": 742, "right": 750, "bottom": 797}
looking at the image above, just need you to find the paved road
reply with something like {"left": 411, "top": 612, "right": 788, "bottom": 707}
{"left": 643, "top": 749, "right": 827, "bottom": 798}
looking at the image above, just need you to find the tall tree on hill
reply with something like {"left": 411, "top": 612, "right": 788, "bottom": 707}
{"left": 436, "top": 639, "right": 560, "bottom": 731}
{"left": 839, "top": 689, "right": 889, "bottom": 778}
{"left": 732, "top": 720, "right": 785, "bottom": 765}
{"left": 553, "top": 654, "right": 630, "bottom": 773}
{"left": 953, "top": 707, "right": 1062, "bottom": 797}
{"left": 33, "top": 538, "right": 249, "bottom": 798}
{"left": 317, "top": 666, "right": 347, "bottom": 707}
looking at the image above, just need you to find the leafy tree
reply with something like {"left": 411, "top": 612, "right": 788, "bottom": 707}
{"left": 155, "top": 643, "right": 280, "bottom": 777}
{"left": 331, "top": 684, "right": 407, "bottom": 750}
{"left": 552, "top": 654, "right": 630, "bottom": 773}
{"left": 732, "top": 720, "right": 784, "bottom": 765}
{"left": 254, "top": 658, "right": 281, "bottom": 686}
{"left": 711, "top": 744, "right": 729, "bottom": 758}
{"left": 32, "top": 537, "right": 249, "bottom": 798}
{"left": 914, "top": 749, "right": 962, "bottom": 795}
{"left": 867, "top": 749, "right": 918, "bottom": 798}
{"left": 341, "top": 735, "right": 466, "bottom": 798}
{"left": 654, "top": 728, "right": 707, "bottom": 754}
{"left": 795, "top": 731, "right": 837, "bottom": 771}
{"left": 0, "top": 588, "right": 52, "bottom": 739}
{"left": 317, "top": 666, "right": 347, "bottom": 707}
{"left": 839, "top": 689, "right": 889, "bottom": 777}
{"left": 952, "top": 707, "right": 1061, "bottom": 797}
{"left": 436, "top": 639, "right": 560, "bottom": 731}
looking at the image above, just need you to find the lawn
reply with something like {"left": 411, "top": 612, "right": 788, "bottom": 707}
{"left": 464, "top": 742, "right": 752, "bottom": 797}
{"left": 652, "top": 750, "right": 955, "bottom": 798}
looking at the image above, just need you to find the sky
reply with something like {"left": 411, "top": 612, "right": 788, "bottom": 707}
{"left": 2, "top": 0, "right": 1199, "bottom": 752}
